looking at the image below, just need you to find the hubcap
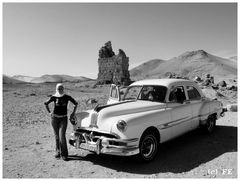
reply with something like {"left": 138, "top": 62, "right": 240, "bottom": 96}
{"left": 141, "top": 135, "right": 156, "bottom": 159}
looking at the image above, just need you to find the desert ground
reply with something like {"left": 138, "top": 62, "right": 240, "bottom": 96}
{"left": 2, "top": 81, "right": 237, "bottom": 178}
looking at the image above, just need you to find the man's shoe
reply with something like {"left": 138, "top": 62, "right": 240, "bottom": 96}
{"left": 62, "top": 156, "right": 68, "bottom": 161}
{"left": 54, "top": 153, "right": 60, "bottom": 159}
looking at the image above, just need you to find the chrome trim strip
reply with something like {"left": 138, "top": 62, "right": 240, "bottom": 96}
{"left": 158, "top": 109, "right": 223, "bottom": 130}
{"left": 158, "top": 116, "right": 192, "bottom": 130}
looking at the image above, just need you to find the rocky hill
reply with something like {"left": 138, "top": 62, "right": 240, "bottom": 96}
{"left": 3, "top": 75, "right": 26, "bottom": 84}
{"left": 130, "top": 50, "right": 237, "bottom": 82}
{"left": 12, "top": 75, "right": 34, "bottom": 82}
{"left": 229, "top": 56, "right": 237, "bottom": 62}
{"left": 10, "top": 74, "right": 93, "bottom": 83}
{"left": 130, "top": 59, "right": 165, "bottom": 80}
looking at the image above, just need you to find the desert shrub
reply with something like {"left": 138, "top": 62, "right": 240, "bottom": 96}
{"left": 13, "top": 92, "right": 21, "bottom": 95}
{"left": 91, "top": 84, "right": 97, "bottom": 89}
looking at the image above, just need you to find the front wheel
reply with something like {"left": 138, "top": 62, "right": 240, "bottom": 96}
{"left": 137, "top": 133, "right": 158, "bottom": 162}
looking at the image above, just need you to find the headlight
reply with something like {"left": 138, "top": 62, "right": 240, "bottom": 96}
{"left": 117, "top": 120, "right": 127, "bottom": 132}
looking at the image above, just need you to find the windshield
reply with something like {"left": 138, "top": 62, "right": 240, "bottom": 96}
{"left": 123, "top": 85, "right": 167, "bottom": 102}
{"left": 122, "top": 86, "right": 142, "bottom": 100}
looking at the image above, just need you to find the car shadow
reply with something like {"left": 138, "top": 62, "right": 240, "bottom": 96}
{"left": 68, "top": 125, "right": 237, "bottom": 174}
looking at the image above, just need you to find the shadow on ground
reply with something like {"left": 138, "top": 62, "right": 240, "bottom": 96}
{"left": 68, "top": 125, "right": 237, "bottom": 174}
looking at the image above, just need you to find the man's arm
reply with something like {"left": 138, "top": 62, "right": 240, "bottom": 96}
{"left": 71, "top": 104, "right": 78, "bottom": 115}
{"left": 68, "top": 95, "right": 78, "bottom": 115}
{"left": 44, "top": 97, "right": 53, "bottom": 114}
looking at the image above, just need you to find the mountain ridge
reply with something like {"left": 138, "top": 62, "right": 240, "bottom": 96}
{"left": 5, "top": 74, "right": 93, "bottom": 84}
{"left": 130, "top": 50, "right": 237, "bottom": 81}
{"left": 4, "top": 50, "right": 237, "bottom": 84}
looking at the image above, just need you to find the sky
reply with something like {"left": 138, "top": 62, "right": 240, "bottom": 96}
{"left": 3, "top": 3, "right": 237, "bottom": 79}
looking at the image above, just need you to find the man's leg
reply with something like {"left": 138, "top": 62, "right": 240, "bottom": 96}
{"left": 59, "top": 116, "right": 68, "bottom": 159}
{"left": 51, "top": 116, "right": 60, "bottom": 158}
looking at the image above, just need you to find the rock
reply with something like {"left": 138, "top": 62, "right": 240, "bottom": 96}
{"left": 86, "top": 98, "right": 98, "bottom": 104}
{"left": 216, "top": 91, "right": 225, "bottom": 97}
{"left": 210, "top": 76, "right": 214, "bottom": 84}
{"left": 202, "top": 88, "right": 217, "bottom": 99}
{"left": 202, "top": 79, "right": 211, "bottom": 86}
{"left": 232, "top": 86, "right": 237, "bottom": 91}
{"left": 205, "top": 74, "right": 210, "bottom": 78}
{"left": 226, "top": 86, "right": 231, "bottom": 90}
{"left": 227, "top": 85, "right": 237, "bottom": 91}
{"left": 211, "top": 84, "right": 219, "bottom": 90}
{"left": 194, "top": 76, "right": 202, "bottom": 82}
{"left": 97, "top": 41, "right": 130, "bottom": 85}
{"left": 218, "top": 80, "right": 227, "bottom": 87}
{"left": 227, "top": 104, "right": 237, "bottom": 112}
{"left": 98, "top": 41, "right": 115, "bottom": 58}
{"left": 219, "top": 87, "right": 226, "bottom": 91}
{"left": 117, "top": 49, "right": 127, "bottom": 58}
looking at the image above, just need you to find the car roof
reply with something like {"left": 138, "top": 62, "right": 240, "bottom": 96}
{"left": 130, "top": 78, "right": 195, "bottom": 87}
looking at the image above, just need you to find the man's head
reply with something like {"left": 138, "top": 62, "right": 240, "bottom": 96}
{"left": 56, "top": 83, "right": 64, "bottom": 95}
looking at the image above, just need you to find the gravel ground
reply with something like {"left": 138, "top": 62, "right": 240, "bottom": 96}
{"left": 2, "top": 83, "right": 237, "bottom": 178}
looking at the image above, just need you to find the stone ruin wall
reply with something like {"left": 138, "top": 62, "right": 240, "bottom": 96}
{"left": 97, "top": 41, "right": 130, "bottom": 85}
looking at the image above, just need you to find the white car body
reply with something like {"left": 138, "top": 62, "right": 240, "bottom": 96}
{"left": 69, "top": 79, "right": 225, "bottom": 161}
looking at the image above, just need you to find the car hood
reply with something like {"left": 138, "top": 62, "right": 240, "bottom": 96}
{"left": 75, "top": 101, "right": 166, "bottom": 132}
{"left": 98, "top": 100, "right": 166, "bottom": 119}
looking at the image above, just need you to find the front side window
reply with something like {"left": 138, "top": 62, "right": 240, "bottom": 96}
{"left": 187, "top": 86, "right": 201, "bottom": 100}
{"left": 139, "top": 86, "right": 167, "bottom": 102}
{"left": 169, "top": 86, "right": 186, "bottom": 103}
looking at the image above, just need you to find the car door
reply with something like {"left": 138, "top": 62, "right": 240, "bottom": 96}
{"left": 107, "top": 84, "right": 121, "bottom": 105}
{"left": 186, "top": 85, "right": 203, "bottom": 129}
{"left": 166, "top": 85, "right": 193, "bottom": 139}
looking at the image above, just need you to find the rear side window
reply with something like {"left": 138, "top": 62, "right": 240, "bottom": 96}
{"left": 187, "top": 86, "right": 201, "bottom": 100}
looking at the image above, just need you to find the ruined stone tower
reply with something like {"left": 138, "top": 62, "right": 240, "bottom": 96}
{"left": 97, "top": 41, "right": 130, "bottom": 85}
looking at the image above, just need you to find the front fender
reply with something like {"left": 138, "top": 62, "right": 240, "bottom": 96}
{"left": 110, "top": 108, "right": 171, "bottom": 144}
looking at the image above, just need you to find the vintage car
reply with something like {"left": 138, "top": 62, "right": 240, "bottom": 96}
{"left": 69, "top": 79, "right": 225, "bottom": 162}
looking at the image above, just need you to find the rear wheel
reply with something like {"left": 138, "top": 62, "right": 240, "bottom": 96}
{"left": 138, "top": 133, "right": 158, "bottom": 162}
{"left": 203, "top": 115, "right": 216, "bottom": 133}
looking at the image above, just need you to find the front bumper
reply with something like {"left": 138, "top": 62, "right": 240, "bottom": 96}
{"left": 69, "top": 131, "right": 139, "bottom": 156}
